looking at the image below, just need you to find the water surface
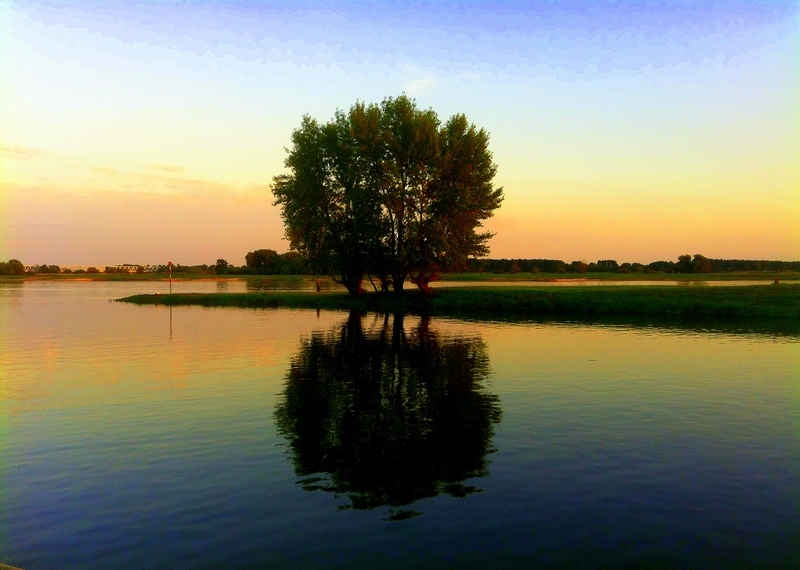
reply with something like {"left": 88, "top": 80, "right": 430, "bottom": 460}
{"left": 1, "top": 281, "right": 797, "bottom": 568}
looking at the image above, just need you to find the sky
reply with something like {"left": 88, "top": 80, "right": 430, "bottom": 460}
{"left": 1, "top": 0, "right": 798, "bottom": 266}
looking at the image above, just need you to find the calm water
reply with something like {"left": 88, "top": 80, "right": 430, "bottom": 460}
{"left": 1, "top": 281, "right": 798, "bottom": 568}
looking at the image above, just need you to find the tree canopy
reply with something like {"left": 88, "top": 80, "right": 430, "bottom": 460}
{"left": 0, "top": 259, "right": 25, "bottom": 275}
{"left": 272, "top": 95, "right": 503, "bottom": 296}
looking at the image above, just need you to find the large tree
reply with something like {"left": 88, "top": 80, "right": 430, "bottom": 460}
{"left": 272, "top": 114, "right": 383, "bottom": 295}
{"left": 272, "top": 95, "right": 503, "bottom": 295}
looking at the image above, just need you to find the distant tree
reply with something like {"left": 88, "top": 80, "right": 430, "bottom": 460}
{"left": 8, "top": 259, "right": 25, "bottom": 275}
{"left": 569, "top": 261, "right": 588, "bottom": 274}
{"left": 692, "top": 254, "right": 712, "bottom": 274}
{"left": 215, "top": 259, "right": 229, "bottom": 275}
{"left": 596, "top": 259, "right": 619, "bottom": 272}
{"left": 245, "top": 249, "right": 280, "bottom": 274}
{"left": 86, "top": 267, "right": 100, "bottom": 273}
{"left": 279, "top": 251, "right": 311, "bottom": 275}
{"left": 0, "top": 261, "right": 16, "bottom": 275}
{"left": 677, "top": 254, "right": 693, "bottom": 273}
{"left": 647, "top": 260, "right": 675, "bottom": 273}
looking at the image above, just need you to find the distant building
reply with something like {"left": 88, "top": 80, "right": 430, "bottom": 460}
{"left": 108, "top": 264, "right": 160, "bottom": 273}
{"left": 23, "top": 264, "right": 161, "bottom": 273}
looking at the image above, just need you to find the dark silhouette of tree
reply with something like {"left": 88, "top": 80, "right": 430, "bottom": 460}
{"left": 692, "top": 254, "right": 712, "bottom": 274}
{"left": 0, "top": 259, "right": 25, "bottom": 275}
{"left": 272, "top": 95, "right": 503, "bottom": 296}
{"left": 677, "top": 254, "right": 693, "bottom": 273}
{"left": 214, "top": 259, "right": 229, "bottom": 274}
{"left": 274, "top": 312, "right": 502, "bottom": 516}
{"left": 570, "top": 261, "right": 588, "bottom": 274}
{"left": 245, "top": 249, "right": 280, "bottom": 273}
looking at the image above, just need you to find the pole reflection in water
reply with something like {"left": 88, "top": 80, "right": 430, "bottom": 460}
{"left": 275, "top": 311, "right": 502, "bottom": 520}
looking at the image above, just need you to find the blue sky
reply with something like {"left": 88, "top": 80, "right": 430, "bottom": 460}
{"left": 2, "top": 1, "right": 798, "bottom": 264}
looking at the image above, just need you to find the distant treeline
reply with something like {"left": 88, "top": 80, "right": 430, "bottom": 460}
{"left": 465, "top": 254, "right": 800, "bottom": 274}
{"left": 210, "top": 252, "right": 800, "bottom": 275}
{"left": 5, "top": 253, "right": 799, "bottom": 276}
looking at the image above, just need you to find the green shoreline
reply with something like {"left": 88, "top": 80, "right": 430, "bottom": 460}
{"left": 118, "top": 285, "right": 800, "bottom": 320}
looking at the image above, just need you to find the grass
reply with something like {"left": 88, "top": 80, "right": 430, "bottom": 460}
{"left": 118, "top": 284, "right": 800, "bottom": 320}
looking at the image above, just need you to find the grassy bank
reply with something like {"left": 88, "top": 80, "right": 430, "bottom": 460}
{"left": 118, "top": 284, "right": 800, "bottom": 320}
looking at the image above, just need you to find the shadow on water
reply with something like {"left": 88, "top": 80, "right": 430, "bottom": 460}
{"left": 274, "top": 311, "right": 502, "bottom": 520}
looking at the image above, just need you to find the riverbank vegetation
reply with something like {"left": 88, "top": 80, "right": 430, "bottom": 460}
{"left": 464, "top": 255, "right": 800, "bottom": 275}
{"left": 9, "top": 253, "right": 799, "bottom": 281}
{"left": 118, "top": 285, "right": 800, "bottom": 320}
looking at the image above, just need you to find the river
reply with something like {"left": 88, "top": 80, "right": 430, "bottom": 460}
{"left": 1, "top": 281, "right": 797, "bottom": 568}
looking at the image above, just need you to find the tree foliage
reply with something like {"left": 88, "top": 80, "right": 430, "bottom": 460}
{"left": 245, "top": 248, "right": 280, "bottom": 271}
{"left": 241, "top": 249, "right": 311, "bottom": 275}
{"left": 272, "top": 95, "right": 503, "bottom": 296}
{"left": 0, "top": 259, "right": 25, "bottom": 275}
{"left": 464, "top": 255, "right": 800, "bottom": 275}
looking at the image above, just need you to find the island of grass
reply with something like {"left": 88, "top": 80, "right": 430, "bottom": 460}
{"left": 118, "top": 284, "right": 800, "bottom": 321}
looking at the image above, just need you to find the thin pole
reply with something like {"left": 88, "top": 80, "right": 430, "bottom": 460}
{"left": 168, "top": 261, "right": 173, "bottom": 294}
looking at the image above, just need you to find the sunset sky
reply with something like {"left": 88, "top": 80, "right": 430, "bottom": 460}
{"left": 2, "top": 0, "right": 798, "bottom": 266}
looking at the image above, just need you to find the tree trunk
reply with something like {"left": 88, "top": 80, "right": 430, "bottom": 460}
{"left": 392, "top": 271, "right": 406, "bottom": 295}
{"left": 341, "top": 271, "right": 366, "bottom": 297}
{"left": 412, "top": 269, "right": 439, "bottom": 296}
{"left": 416, "top": 278, "right": 433, "bottom": 295}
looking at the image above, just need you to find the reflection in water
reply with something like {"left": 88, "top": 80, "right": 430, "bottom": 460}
{"left": 275, "top": 312, "right": 502, "bottom": 518}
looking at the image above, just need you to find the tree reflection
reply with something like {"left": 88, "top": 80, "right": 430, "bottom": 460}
{"left": 274, "top": 312, "right": 502, "bottom": 517}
